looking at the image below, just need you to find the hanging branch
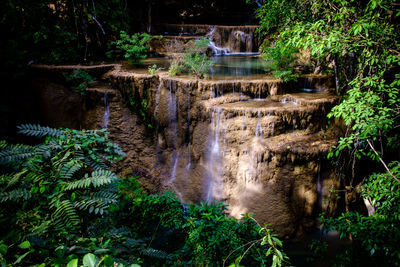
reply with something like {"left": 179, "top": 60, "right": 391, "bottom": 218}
{"left": 367, "top": 139, "right": 400, "bottom": 184}
{"left": 88, "top": 13, "right": 105, "bottom": 35}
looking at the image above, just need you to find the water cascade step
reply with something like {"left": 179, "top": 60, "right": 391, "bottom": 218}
{"left": 150, "top": 24, "right": 260, "bottom": 56}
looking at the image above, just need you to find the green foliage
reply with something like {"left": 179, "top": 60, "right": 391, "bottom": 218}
{"left": 65, "top": 69, "right": 96, "bottom": 95}
{"left": 322, "top": 212, "right": 400, "bottom": 266}
{"left": 0, "top": 125, "right": 286, "bottom": 266}
{"left": 0, "top": 0, "right": 131, "bottom": 65}
{"left": 0, "top": 124, "right": 124, "bottom": 265}
{"left": 168, "top": 38, "right": 213, "bottom": 78}
{"left": 147, "top": 64, "right": 162, "bottom": 77}
{"left": 362, "top": 161, "right": 400, "bottom": 215}
{"left": 253, "top": 0, "right": 400, "bottom": 265}
{"left": 111, "top": 31, "right": 159, "bottom": 64}
{"left": 261, "top": 40, "right": 299, "bottom": 81}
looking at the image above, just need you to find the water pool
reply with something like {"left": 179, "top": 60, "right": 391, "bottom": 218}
{"left": 121, "top": 54, "right": 272, "bottom": 80}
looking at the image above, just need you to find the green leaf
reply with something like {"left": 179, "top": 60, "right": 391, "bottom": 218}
{"left": 0, "top": 244, "right": 8, "bottom": 255}
{"left": 18, "top": 241, "right": 31, "bottom": 249}
{"left": 83, "top": 253, "right": 98, "bottom": 267}
{"left": 14, "top": 250, "right": 32, "bottom": 264}
{"left": 67, "top": 259, "right": 78, "bottom": 267}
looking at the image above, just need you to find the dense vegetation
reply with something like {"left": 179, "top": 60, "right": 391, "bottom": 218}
{"left": 1, "top": 0, "right": 400, "bottom": 265}
{"left": 251, "top": 0, "right": 400, "bottom": 265}
{"left": 0, "top": 125, "right": 287, "bottom": 266}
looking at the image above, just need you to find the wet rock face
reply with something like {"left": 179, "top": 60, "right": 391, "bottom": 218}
{"left": 31, "top": 64, "right": 339, "bottom": 238}
{"left": 106, "top": 67, "right": 339, "bottom": 238}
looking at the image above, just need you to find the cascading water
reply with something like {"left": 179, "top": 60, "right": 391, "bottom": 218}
{"left": 102, "top": 93, "right": 110, "bottom": 128}
{"left": 168, "top": 80, "right": 179, "bottom": 184}
{"left": 154, "top": 84, "right": 163, "bottom": 165}
{"left": 206, "top": 26, "right": 259, "bottom": 56}
{"left": 186, "top": 90, "right": 191, "bottom": 170}
{"left": 300, "top": 77, "right": 321, "bottom": 92}
{"left": 206, "top": 26, "right": 231, "bottom": 56}
{"left": 255, "top": 111, "right": 263, "bottom": 137}
{"left": 205, "top": 108, "right": 225, "bottom": 202}
{"left": 233, "top": 30, "right": 253, "bottom": 52}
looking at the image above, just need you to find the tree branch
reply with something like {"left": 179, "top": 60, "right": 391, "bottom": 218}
{"left": 367, "top": 139, "right": 400, "bottom": 184}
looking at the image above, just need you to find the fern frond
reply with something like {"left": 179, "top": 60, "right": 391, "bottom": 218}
{"left": 60, "top": 162, "right": 82, "bottom": 180}
{"left": 7, "top": 169, "right": 28, "bottom": 187}
{"left": 0, "top": 144, "right": 36, "bottom": 164}
{"left": 74, "top": 191, "right": 118, "bottom": 215}
{"left": 85, "top": 157, "right": 108, "bottom": 171}
{"left": 141, "top": 248, "right": 170, "bottom": 259}
{"left": 125, "top": 238, "right": 146, "bottom": 248}
{"left": 65, "top": 170, "right": 118, "bottom": 191}
{"left": 35, "top": 142, "right": 61, "bottom": 158}
{"left": 26, "top": 171, "right": 45, "bottom": 183}
{"left": 0, "top": 174, "right": 9, "bottom": 185}
{"left": 52, "top": 199, "right": 80, "bottom": 229}
{"left": 0, "top": 189, "right": 31, "bottom": 203}
{"left": 17, "top": 124, "right": 64, "bottom": 138}
{"left": 74, "top": 150, "right": 85, "bottom": 161}
{"left": 0, "top": 140, "right": 7, "bottom": 149}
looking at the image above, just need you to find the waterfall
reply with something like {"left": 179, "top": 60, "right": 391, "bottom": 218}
{"left": 165, "top": 80, "right": 185, "bottom": 203}
{"left": 205, "top": 108, "right": 225, "bottom": 202}
{"left": 255, "top": 111, "right": 263, "bottom": 137}
{"left": 154, "top": 83, "right": 162, "bottom": 118}
{"left": 206, "top": 26, "right": 230, "bottom": 56}
{"left": 154, "top": 84, "right": 163, "bottom": 167}
{"left": 102, "top": 92, "right": 110, "bottom": 128}
{"left": 186, "top": 90, "right": 191, "bottom": 170}
{"left": 300, "top": 77, "right": 322, "bottom": 92}
{"left": 206, "top": 26, "right": 259, "bottom": 56}
{"left": 233, "top": 30, "right": 253, "bottom": 52}
{"left": 281, "top": 98, "right": 299, "bottom": 105}
{"left": 168, "top": 80, "right": 179, "bottom": 183}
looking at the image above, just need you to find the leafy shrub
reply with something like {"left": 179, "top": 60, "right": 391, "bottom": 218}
{"left": 261, "top": 40, "right": 299, "bottom": 82}
{"left": 147, "top": 64, "right": 162, "bottom": 77}
{"left": 167, "top": 38, "right": 213, "bottom": 78}
{"left": 0, "top": 124, "right": 124, "bottom": 266}
{"left": 319, "top": 161, "right": 400, "bottom": 266}
{"left": 110, "top": 31, "right": 160, "bottom": 64}
{"left": 65, "top": 69, "right": 96, "bottom": 95}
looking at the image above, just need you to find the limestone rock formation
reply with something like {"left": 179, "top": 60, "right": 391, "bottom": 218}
{"left": 30, "top": 62, "right": 340, "bottom": 238}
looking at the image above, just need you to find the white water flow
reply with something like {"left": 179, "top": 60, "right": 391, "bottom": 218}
{"left": 206, "top": 26, "right": 259, "bottom": 56}
{"left": 206, "top": 26, "right": 231, "bottom": 56}
{"left": 255, "top": 111, "right": 263, "bottom": 137}
{"left": 186, "top": 91, "right": 191, "bottom": 170}
{"left": 154, "top": 83, "right": 162, "bottom": 118}
{"left": 168, "top": 80, "right": 180, "bottom": 185}
{"left": 206, "top": 108, "right": 225, "bottom": 202}
{"left": 281, "top": 98, "right": 299, "bottom": 105}
{"left": 233, "top": 30, "right": 253, "bottom": 52}
{"left": 235, "top": 112, "right": 265, "bottom": 185}
{"left": 102, "top": 93, "right": 110, "bottom": 128}
{"left": 154, "top": 84, "right": 163, "bottom": 165}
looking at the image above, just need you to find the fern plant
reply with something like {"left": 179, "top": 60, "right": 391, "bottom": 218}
{"left": 0, "top": 124, "right": 125, "bottom": 236}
